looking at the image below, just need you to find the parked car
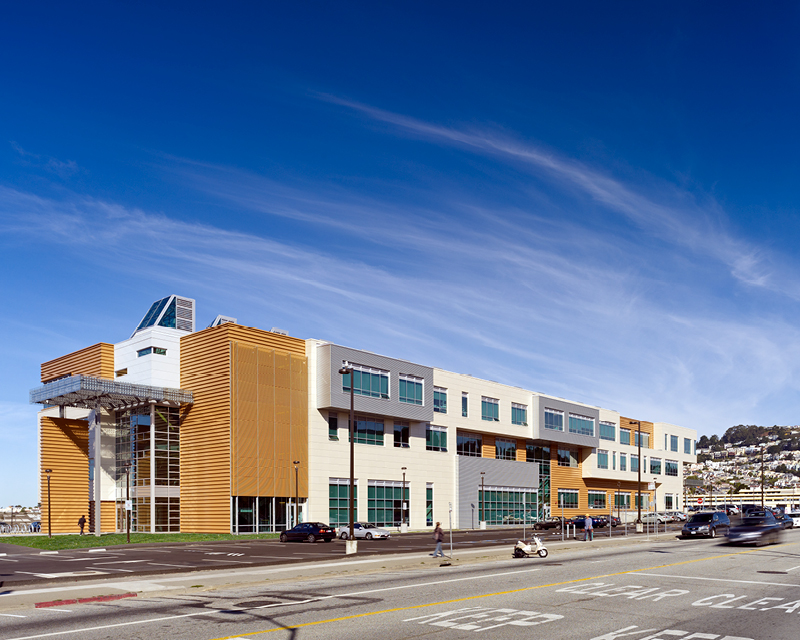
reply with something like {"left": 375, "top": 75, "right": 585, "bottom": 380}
{"left": 666, "top": 511, "right": 687, "bottom": 522}
{"left": 279, "top": 522, "right": 336, "bottom": 543}
{"left": 641, "top": 512, "right": 667, "bottom": 524}
{"left": 532, "top": 517, "right": 563, "bottom": 531}
{"left": 786, "top": 511, "right": 800, "bottom": 528}
{"left": 719, "top": 504, "right": 740, "bottom": 515}
{"left": 728, "top": 510, "right": 783, "bottom": 546}
{"left": 565, "top": 515, "right": 607, "bottom": 529}
{"left": 607, "top": 516, "right": 621, "bottom": 527}
{"left": 338, "top": 522, "right": 391, "bottom": 540}
{"left": 679, "top": 511, "right": 731, "bottom": 539}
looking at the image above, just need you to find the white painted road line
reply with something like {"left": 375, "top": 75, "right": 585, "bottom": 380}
{"left": 0, "top": 613, "right": 27, "bottom": 617}
{"left": 787, "top": 565, "right": 800, "bottom": 572}
{"left": 635, "top": 572, "right": 800, "bottom": 587}
{"left": 43, "top": 609, "right": 73, "bottom": 613}
{"left": 91, "top": 560, "right": 151, "bottom": 565}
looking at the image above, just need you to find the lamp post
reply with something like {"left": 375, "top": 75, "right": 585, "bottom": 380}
{"left": 630, "top": 420, "right": 643, "bottom": 531}
{"left": 293, "top": 460, "right": 301, "bottom": 527}
{"left": 401, "top": 466, "right": 407, "bottom": 533}
{"left": 338, "top": 362, "right": 357, "bottom": 554}
{"left": 122, "top": 464, "right": 131, "bottom": 544}
{"left": 617, "top": 481, "right": 621, "bottom": 526}
{"left": 761, "top": 445, "right": 766, "bottom": 508}
{"left": 480, "top": 471, "right": 486, "bottom": 529}
{"left": 45, "top": 469, "right": 52, "bottom": 539}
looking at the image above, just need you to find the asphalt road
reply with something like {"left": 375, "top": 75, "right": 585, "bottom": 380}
{"left": 1, "top": 530, "right": 799, "bottom": 640}
{"left": 0, "top": 523, "right": 677, "bottom": 585}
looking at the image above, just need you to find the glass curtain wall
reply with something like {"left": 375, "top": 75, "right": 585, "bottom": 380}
{"left": 477, "top": 487, "right": 538, "bottom": 525}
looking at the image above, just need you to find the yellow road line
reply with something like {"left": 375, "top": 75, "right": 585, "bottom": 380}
{"left": 209, "top": 542, "right": 795, "bottom": 640}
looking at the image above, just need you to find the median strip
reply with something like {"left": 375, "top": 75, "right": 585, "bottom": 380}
{"left": 36, "top": 593, "right": 137, "bottom": 608}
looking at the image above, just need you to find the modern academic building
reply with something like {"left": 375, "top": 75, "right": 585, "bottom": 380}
{"left": 31, "top": 295, "right": 697, "bottom": 534}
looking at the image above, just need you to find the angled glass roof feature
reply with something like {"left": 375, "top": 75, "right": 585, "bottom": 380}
{"left": 137, "top": 297, "right": 169, "bottom": 331}
{"left": 158, "top": 297, "right": 177, "bottom": 329}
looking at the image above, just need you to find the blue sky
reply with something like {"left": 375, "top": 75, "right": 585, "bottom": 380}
{"left": 3, "top": 3, "right": 800, "bottom": 505}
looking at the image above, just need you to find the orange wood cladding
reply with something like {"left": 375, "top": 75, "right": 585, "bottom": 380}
{"left": 40, "top": 417, "right": 89, "bottom": 534}
{"left": 41, "top": 343, "right": 115, "bottom": 383}
{"left": 620, "top": 416, "right": 654, "bottom": 448}
{"left": 180, "top": 324, "right": 307, "bottom": 533}
{"left": 481, "top": 434, "right": 496, "bottom": 459}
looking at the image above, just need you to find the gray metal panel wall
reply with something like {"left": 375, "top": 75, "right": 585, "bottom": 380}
{"left": 531, "top": 396, "right": 600, "bottom": 449}
{"left": 317, "top": 344, "right": 434, "bottom": 422}
{"left": 456, "top": 455, "right": 538, "bottom": 529}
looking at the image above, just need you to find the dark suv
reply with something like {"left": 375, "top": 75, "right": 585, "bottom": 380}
{"left": 680, "top": 511, "right": 730, "bottom": 539}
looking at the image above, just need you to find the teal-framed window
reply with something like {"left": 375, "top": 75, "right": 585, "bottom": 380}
{"left": 462, "top": 392, "right": 468, "bottom": 417}
{"left": 631, "top": 455, "right": 639, "bottom": 473}
{"left": 495, "top": 438, "right": 516, "bottom": 461}
{"left": 456, "top": 431, "right": 482, "bottom": 457}
{"left": 526, "top": 443, "right": 549, "bottom": 464}
{"left": 588, "top": 490, "right": 606, "bottom": 509}
{"left": 433, "top": 387, "right": 447, "bottom": 413}
{"left": 684, "top": 438, "right": 692, "bottom": 454}
{"left": 620, "top": 453, "right": 627, "bottom": 471}
{"left": 597, "top": 449, "right": 609, "bottom": 469}
{"left": 650, "top": 457, "right": 661, "bottom": 475}
{"left": 138, "top": 347, "right": 167, "bottom": 357}
{"left": 481, "top": 397, "right": 499, "bottom": 421}
{"left": 634, "top": 494, "right": 648, "bottom": 508}
{"left": 669, "top": 435, "right": 678, "bottom": 452}
{"left": 342, "top": 364, "right": 389, "bottom": 399}
{"left": 614, "top": 492, "right": 631, "bottom": 508}
{"left": 569, "top": 413, "right": 594, "bottom": 437}
{"left": 557, "top": 448, "right": 578, "bottom": 468}
{"left": 544, "top": 408, "right": 563, "bottom": 431}
{"left": 557, "top": 488, "right": 578, "bottom": 509}
{"left": 634, "top": 431, "right": 650, "bottom": 448}
{"left": 665, "top": 460, "right": 678, "bottom": 477}
{"left": 665, "top": 494, "right": 674, "bottom": 509}
{"left": 329, "top": 479, "right": 357, "bottom": 526}
{"left": 367, "top": 480, "right": 408, "bottom": 527}
{"left": 620, "top": 428, "right": 631, "bottom": 445}
{"left": 349, "top": 415, "right": 384, "bottom": 446}
{"left": 426, "top": 484, "right": 433, "bottom": 526}
{"left": 426, "top": 425, "right": 447, "bottom": 452}
{"left": 328, "top": 413, "right": 339, "bottom": 441}
{"left": 511, "top": 403, "right": 527, "bottom": 426}
{"left": 599, "top": 422, "right": 616, "bottom": 441}
{"left": 393, "top": 421, "right": 409, "bottom": 448}
{"left": 478, "top": 487, "right": 538, "bottom": 525}
{"left": 399, "top": 374, "right": 424, "bottom": 405}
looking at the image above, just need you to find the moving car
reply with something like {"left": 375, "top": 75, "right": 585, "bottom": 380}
{"left": 786, "top": 511, "right": 800, "bottom": 528}
{"left": 279, "top": 522, "right": 336, "bottom": 543}
{"left": 679, "top": 511, "right": 731, "bottom": 539}
{"left": 532, "top": 517, "right": 563, "bottom": 530}
{"left": 728, "top": 510, "right": 783, "bottom": 546}
{"left": 777, "top": 513, "right": 794, "bottom": 530}
{"left": 338, "top": 522, "right": 391, "bottom": 540}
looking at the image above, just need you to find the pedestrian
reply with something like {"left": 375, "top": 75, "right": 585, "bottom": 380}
{"left": 432, "top": 521, "right": 445, "bottom": 557}
{"left": 78, "top": 514, "right": 86, "bottom": 535}
{"left": 584, "top": 514, "right": 593, "bottom": 541}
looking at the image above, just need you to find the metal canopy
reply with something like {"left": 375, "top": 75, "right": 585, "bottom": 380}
{"left": 30, "top": 375, "right": 193, "bottom": 410}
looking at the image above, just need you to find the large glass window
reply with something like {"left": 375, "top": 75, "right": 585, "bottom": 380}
{"left": 665, "top": 494, "right": 674, "bottom": 510}
{"left": 495, "top": 438, "right": 516, "bottom": 461}
{"left": 544, "top": 408, "right": 564, "bottom": 431}
{"left": 620, "top": 453, "right": 627, "bottom": 471}
{"left": 588, "top": 491, "right": 606, "bottom": 509}
{"left": 684, "top": 438, "right": 692, "bottom": 454}
{"left": 426, "top": 485, "right": 433, "bottom": 526}
{"left": 329, "top": 479, "right": 357, "bottom": 526}
{"left": 650, "top": 457, "right": 662, "bottom": 475}
{"left": 478, "top": 487, "right": 538, "bottom": 525}
{"left": 557, "top": 448, "right": 578, "bottom": 467}
{"left": 614, "top": 492, "right": 631, "bottom": 509}
{"left": 599, "top": 422, "right": 616, "bottom": 441}
{"left": 631, "top": 455, "right": 639, "bottom": 473}
{"left": 597, "top": 449, "right": 609, "bottom": 469}
{"left": 457, "top": 431, "right": 482, "bottom": 457}
{"left": 665, "top": 460, "right": 679, "bottom": 477}
{"left": 342, "top": 364, "right": 389, "bottom": 399}
{"left": 368, "top": 480, "right": 408, "bottom": 527}
{"left": 569, "top": 413, "right": 594, "bottom": 436}
{"left": 426, "top": 425, "right": 447, "bottom": 452}
{"left": 526, "top": 443, "right": 549, "bottom": 464}
{"left": 557, "top": 489, "right": 579, "bottom": 509}
{"left": 349, "top": 415, "right": 384, "bottom": 446}
{"left": 433, "top": 387, "right": 447, "bottom": 413}
{"left": 634, "top": 431, "right": 650, "bottom": 448}
{"left": 620, "top": 428, "right": 631, "bottom": 445}
{"left": 328, "top": 413, "right": 338, "bottom": 441}
{"left": 511, "top": 403, "right": 527, "bottom": 426}
{"left": 393, "top": 421, "right": 409, "bottom": 448}
{"left": 670, "top": 435, "right": 679, "bottom": 452}
{"left": 399, "top": 374, "right": 424, "bottom": 405}
{"left": 481, "top": 397, "right": 499, "bottom": 421}
{"left": 462, "top": 392, "right": 468, "bottom": 417}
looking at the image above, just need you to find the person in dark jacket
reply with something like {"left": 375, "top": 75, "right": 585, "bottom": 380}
{"left": 584, "top": 514, "right": 593, "bottom": 541}
{"left": 432, "top": 522, "right": 445, "bottom": 557}
{"left": 78, "top": 515, "right": 86, "bottom": 535}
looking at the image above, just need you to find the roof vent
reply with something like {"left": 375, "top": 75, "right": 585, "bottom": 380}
{"left": 271, "top": 327, "right": 288, "bottom": 336}
{"left": 208, "top": 315, "right": 237, "bottom": 328}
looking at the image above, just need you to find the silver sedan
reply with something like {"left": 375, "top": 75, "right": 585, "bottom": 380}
{"left": 338, "top": 522, "right": 392, "bottom": 540}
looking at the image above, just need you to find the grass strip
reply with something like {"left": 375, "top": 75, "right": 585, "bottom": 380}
{"left": 0, "top": 531, "right": 280, "bottom": 550}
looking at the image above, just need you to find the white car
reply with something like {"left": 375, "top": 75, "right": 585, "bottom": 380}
{"left": 786, "top": 511, "right": 800, "bottom": 528}
{"left": 338, "top": 522, "right": 392, "bottom": 540}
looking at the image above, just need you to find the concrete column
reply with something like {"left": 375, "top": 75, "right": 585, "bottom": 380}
{"left": 150, "top": 402, "right": 156, "bottom": 533}
{"left": 94, "top": 408, "right": 102, "bottom": 537}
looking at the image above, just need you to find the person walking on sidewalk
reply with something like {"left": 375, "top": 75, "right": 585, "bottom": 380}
{"left": 78, "top": 515, "right": 87, "bottom": 535}
{"left": 432, "top": 522, "right": 445, "bottom": 557}
{"left": 583, "top": 514, "right": 593, "bottom": 541}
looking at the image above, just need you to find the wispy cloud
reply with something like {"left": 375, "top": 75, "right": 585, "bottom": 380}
{"left": 10, "top": 141, "right": 81, "bottom": 179}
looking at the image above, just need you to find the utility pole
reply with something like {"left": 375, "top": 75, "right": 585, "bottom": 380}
{"left": 293, "top": 460, "right": 301, "bottom": 527}
{"left": 630, "top": 420, "right": 642, "bottom": 530}
{"left": 338, "top": 362, "right": 357, "bottom": 554}
{"left": 761, "top": 445, "right": 766, "bottom": 508}
{"left": 45, "top": 469, "right": 53, "bottom": 539}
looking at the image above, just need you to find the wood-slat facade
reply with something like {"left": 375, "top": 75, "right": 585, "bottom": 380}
{"left": 41, "top": 343, "right": 115, "bottom": 383}
{"left": 40, "top": 417, "right": 90, "bottom": 534}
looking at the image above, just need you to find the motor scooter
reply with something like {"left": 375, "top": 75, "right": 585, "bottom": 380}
{"left": 513, "top": 535, "right": 548, "bottom": 558}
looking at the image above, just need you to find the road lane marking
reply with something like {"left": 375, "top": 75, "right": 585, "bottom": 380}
{"left": 91, "top": 560, "right": 150, "bottom": 565}
{"left": 0, "top": 613, "right": 26, "bottom": 617}
{"left": 787, "top": 565, "right": 800, "bottom": 572}
{"left": 636, "top": 572, "right": 800, "bottom": 587}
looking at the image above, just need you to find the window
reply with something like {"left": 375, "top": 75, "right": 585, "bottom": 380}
{"left": 328, "top": 413, "right": 338, "bottom": 441}
{"left": 599, "top": 422, "right": 616, "bottom": 441}
{"left": 588, "top": 491, "right": 607, "bottom": 509}
{"left": 368, "top": 480, "right": 408, "bottom": 528}
{"left": 612, "top": 451, "right": 616, "bottom": 470}
{"left": 569, "top": 413, "right": 594, "bottom": 436}
{"left": 669, "top": 435, "right": 678, "bottom": 452}
{"left": 665, "top": 434, "right": 668, "bottom": 450}
{"left": 481, "top": 397, "right": 499, "bottom": 421}
{"left": 426, "top": 484, "right": 433, "bottom": 526}
{"left": 511, "top": 403, "right": 528, "bottom": 426}
{"left": 329, "top": 478, "right": 357, "bottom": 526}
{"left": 557, "top": 489, "right": 579, "bottom": 509}
{"left": 620, "top": 453, "right": 627, "bottom": 471}
{"left": 544, "top": 408, "right": 564, "bottom": 431}
{"left": 631, "top": 455, "right": 639, "bottom": 473}
{"left": 495, "top": 438, "right": 516, "bottom": 461}
{"left": 526, "top": 443, "right": 549, "bottom": 464}
{"left": 349, "top": 415, "right": 384, "bottom": 446}
{"left": 557, "top": 448, "right": 578, "bottom": 467}
{"left": 393, "top": 421, "right": 409, "bottom": 448}
{"left": 620, "top": 428, "right": 631, "bottom": 445}
{"left": 462, "top": 392, "right": 468, "bottom": 417}
{"left": 634, "top": 431, "right": 650, "bottom": 448}
{"left": 426, "top": 424, "right": 447, "bottom": 452}
{"left": 137, "top": 347, "right": 167, "bottom": 357}
{"left": 665, "top": 460, "right": 679, "bottom": 477}
{"left": 650, "top": 457, "right": 661, "bottom": 475}
{"left": 684, "top": 438, "right": 692, "bottom": 455}
{"left": 456, "top": 431, "right": 482, "bottom": 457}
{"left": 399, "top": 374, "right": 424, "bottom": 405}
{"left": 342, "top": 364, "right": 389, "bottom": 399}
{"left": 478, "top": 487, "right": 537, "bottom": 525}
{"left": 614, "top": 492, "right": 631, "bottom": 509}
{"left": 665, "top": 494, "right": 674, "bottom": 510}
{"left": 634, "top": 494, "right": 648, "bottom": 508}
{"left": 597, "top": 449, "right": 608, "bottom": 469}
{"left": 433, "top": 387, "right": 447, "bottom": 413}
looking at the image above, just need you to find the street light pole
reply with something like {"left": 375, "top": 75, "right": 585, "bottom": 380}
{"left": 761, "top": 445, "right": 765, "bottom": 508}
{"left": 293, "top": 460, "right": 301, "bottom": 527}
{"left": 126, "top": 465, "right": 131, "bottom": 544}
{"left": 630, "top": 420, "right": 643, "bottom": 529}
{"left": 401, "top": 466, "right": 407, "bottom": 531}
{"left": 45, "top": 469, "right": 52, "bottom": 539}
{"left": 338, "top": 362, "right": 356, "bottom": 554}
{"left": 480, "top": 471, "right": 486, "bottom": 529}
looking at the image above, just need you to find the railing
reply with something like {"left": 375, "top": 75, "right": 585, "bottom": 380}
{"left": 0, "top": 522, "right": 42, "bottom": 534}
